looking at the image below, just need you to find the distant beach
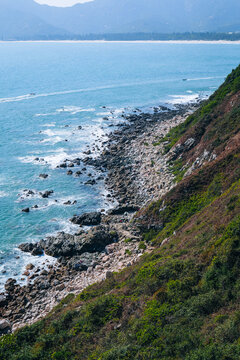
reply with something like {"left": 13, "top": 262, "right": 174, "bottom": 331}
{"left": 1, "top": 40, "right": 240, "bottom": 44}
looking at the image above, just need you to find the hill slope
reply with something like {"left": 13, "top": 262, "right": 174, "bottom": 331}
{"left": 0, "top": 0, "right": 69, "bottom": 39}
{"left": 1, "top": 66, "right": 240, "bottom": 359}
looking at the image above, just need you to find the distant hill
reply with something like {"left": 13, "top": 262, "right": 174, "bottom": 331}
{"left": 0, "top": 0, "right": 240, "bottom": 39}
{"left": 0, "top": 0, "right": 68, "bottom": 39}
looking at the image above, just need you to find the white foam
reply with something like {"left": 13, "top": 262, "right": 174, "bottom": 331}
{"left": 0, "top": 175, "right": 7, "bottom": 186}
{"left": 43, "top": 150, "right": 69, "bottom": 168}
{"left": 0, "top": 250, "right": 57, "bottom": 292}
{"left": 56, "top": 106, "right": 95, "bottom": 115}
{"left": 168, "top": 94, "right": 199, "bottom": 104}
{"left": 187, "top": 76, "right": 224, "bottom": 81}
{"left": 0, "top": 191, "right": 8, "bottom": 198}
{"left": 41, "top": 136, "right": 63, "bottom": 145}
{"left": 42, "top": 123, "right": 56, "bottom": 127}
{"left": 96, "top": 112, "right": 112, "bottom": 116}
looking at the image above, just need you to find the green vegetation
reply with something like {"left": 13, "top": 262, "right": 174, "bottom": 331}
{"left": 1, "top": 65, "right": 240, "bottom": 360}
{"left": 162, "top": 65, "right": 240, "bottom": 153}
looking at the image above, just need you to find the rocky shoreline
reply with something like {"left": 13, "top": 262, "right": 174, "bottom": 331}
{"left": 0, "top": 100, "right": 202, "bottom": 335}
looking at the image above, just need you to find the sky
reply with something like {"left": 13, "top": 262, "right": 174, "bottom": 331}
{"left": 35, "top": 0, "right": 92, "bottom": 6}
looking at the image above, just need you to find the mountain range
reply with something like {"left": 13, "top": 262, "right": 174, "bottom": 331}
{"left": 0, "top": 0, "right": 240, "bottom": 40}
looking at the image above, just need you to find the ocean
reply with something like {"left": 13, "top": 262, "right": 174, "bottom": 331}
{"left": 0, "top": 41, "right": 239, "bottom": 290}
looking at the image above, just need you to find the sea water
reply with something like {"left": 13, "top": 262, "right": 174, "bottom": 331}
{"left": 0, "top": 41, "right": 239, "bottom": 290}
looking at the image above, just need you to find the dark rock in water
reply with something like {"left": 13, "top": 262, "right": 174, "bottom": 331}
{"left": 71, "top": 212, "right": 101, "bottom": 226}
{"left": 85, "top": 179, "right": 96, "bottom": 185}
{"left": 22, "top": 208, "right": 30, "bottom": 213}
{"left": 59, "top": 163, "right": 67, "bottom": 168}
{"left": 0, "top": 319, "right": 11, "bottom": 336}
{"left": 19, "top": 243, "right": 43, "bottom": 256}
{"left": 31, "top": 247, "right": 44, "bottom": 256}
{"left": 84, "top": 150, "right": 92, "bottom": 155}
{"left": 67, "top": 170, "right": 73, "bottom": 175}
{"left": 41, "top": 190, "right": 54, "bottom": 198}
{"left": 75, "top": 171, "right": 82, "bottom": 176}
{"left": 39, "top": 174, "right": 48, "bottom": 179}
{"left": 108, "top": 205, "right": 140, "bottom": 215}
{"left": 19, "top": 243, "right": 34, "bottom": 253}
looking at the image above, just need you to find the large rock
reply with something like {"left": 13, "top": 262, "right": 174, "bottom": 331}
{"left": 0, "top": 319, "right": 11, "bottom": 335}
{"left": 108, "top": 205, "right": 140, "bottom": 215}
{"left": 78, "top": 226, "right": 118, "bottom": 254}
{"left": 18, "top": 243, "right": 43, "bottom": 256}
{"left": 18, "top": 226, "right": 118, "bottom": 260}
{"left": 4, "top": 279, "right": 17, "bottom": 293}
{"left": 70, "top": 212, "right": 102, "bottom": 226}
{"left": 0, "top": 295, "right": 7, "bottom": 306}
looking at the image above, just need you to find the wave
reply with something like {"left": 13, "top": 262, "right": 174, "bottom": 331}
{"left": 36, "top": 107, "right": 95, "bottom": 117}
{"left": 42, "top": 123, "right": 56, "bottom": 127}
{"left": 0, "top": 76, "right": 224, "bottom": 104}
{"left": 0, "top": 191, "right": 8, "bottom": 198}
{"left": 167, "top": 93, "right": 200, "bottom": 104}
{"left": 56, "top": 106, "right": 96, "bottom": 115}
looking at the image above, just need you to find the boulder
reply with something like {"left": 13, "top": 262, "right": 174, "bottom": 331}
{"left": 30, "top": 226, "right": 117, "bottom": 259}
{"left": 0, "top": 319, "right": 11, "bottom": 335}
{"left": 108, "top": 205, "right": 140, "bottom": 215}
{"left": 0, "top": 295, "right": 7, "bottom": 306}
{"left": 41, "top": 190, "right": 54, "bottom": 198}
{"left": 19, "top": 243, "right": 34, "bottom": 253}
{"left": 70, "top": 212, "right": 102, "bottom": 226}
{"left": 85, "top": 179, "right": 96, "bottom": 185}
{"left": 39, "top": 174, "right": 48, "bottom": 179}
{"left": 5, "top": 279, "right": 17, "bottom": 293}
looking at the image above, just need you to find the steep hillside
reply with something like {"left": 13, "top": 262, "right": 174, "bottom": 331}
{"left": 0, "top": 66, "right": 240, "bottom": 360}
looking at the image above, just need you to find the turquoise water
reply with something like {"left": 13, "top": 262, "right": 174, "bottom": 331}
{"left": 0, "top": 42, "right": 239, "bottom": 289}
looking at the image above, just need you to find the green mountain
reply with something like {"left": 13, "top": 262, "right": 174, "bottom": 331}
{"left": 1, "top": 65, "right": 240, "bottom": 359}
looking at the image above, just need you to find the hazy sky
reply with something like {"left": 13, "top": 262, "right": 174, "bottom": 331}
{"left": 35, "top": 0, "right": 92, "bottom": 6}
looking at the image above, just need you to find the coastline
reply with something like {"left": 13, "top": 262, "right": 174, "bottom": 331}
{"left": 0, "top": 40, "right": 240, "bottom": 45}
{"left": 0, "top": 99, "right": 202, "bottom": 333}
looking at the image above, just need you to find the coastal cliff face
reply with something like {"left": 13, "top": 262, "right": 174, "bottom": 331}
{"left": 1, "top": 65, "right": 240, "bottom": 359}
